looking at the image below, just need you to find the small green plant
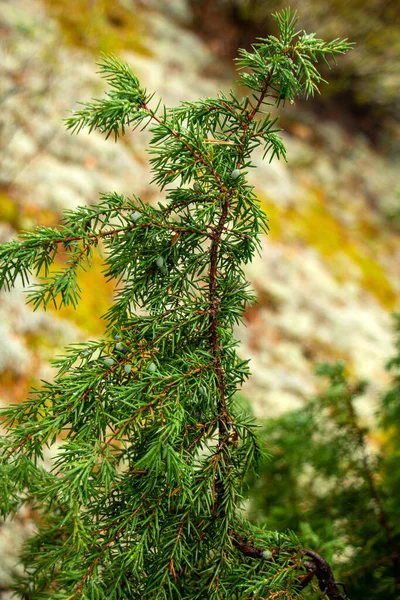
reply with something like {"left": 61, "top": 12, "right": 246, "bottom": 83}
{"left": 0, "top": 10, "right": 352, "bottom": 599}
{"left": 248, "top": 315, "right": 400, "bottom": 599}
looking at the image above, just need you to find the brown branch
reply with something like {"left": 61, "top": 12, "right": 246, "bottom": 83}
{"left": 207, "top": 71, "right": 276, "bottom": 513}
{"left": 143, "top": 104, "right": 227, "bottom": 193}
{"left": 8, "top": 431, "right": 35, "bottom": 457}
{"left": 208, "top": 197, "right": 231, "bottom": 511}
{"left": 301, "top": 549, "right": 347, "bottom": 600}
{"left": 100, "top": 401, "right": 154, "bottom": 453}
{"left": 237, "top": 68, "right": 275, "bottom": 168}
{"left": 230, "top": 531, "right": 265, "bottom": 559}
{"left": 230, "top": 532, "right": 348, "bottom": 600}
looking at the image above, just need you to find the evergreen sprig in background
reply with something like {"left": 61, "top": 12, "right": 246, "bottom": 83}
{"left": 248, "top": 314, "right": 400, "bottom": 599}
{"left": 0, "top": 10, "right": 352, "bottom": 599}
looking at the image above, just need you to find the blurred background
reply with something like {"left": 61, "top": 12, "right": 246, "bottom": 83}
{"left": 0, "top": 0, "right": 399, "bottom": 596}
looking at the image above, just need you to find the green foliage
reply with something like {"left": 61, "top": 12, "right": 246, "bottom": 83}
{"left": 66, "top": 56, "right": 150, "bottom": 139}
{"left": 198, "top": 0, "right": 399, "bottom": 138}
{"left": 236, "top": 8, "right": 350, "bottom": 101}
{"left": 0, "top": 11, "right": 351, "bottom": 599}
{"left": 248, "top": 317, "right": 400, "bottom": 599}
{"left": 381, "top": 314, "right": 400, "bottom": 534}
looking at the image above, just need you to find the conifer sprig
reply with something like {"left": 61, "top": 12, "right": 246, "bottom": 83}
{"left": 237, "top": 8, "right": 352, "bottom": 101}
{"left": 248, "top": 339, "right": 400, "bottom": 598}
{"left": 0, "top": 9, "right": 352, "bottom": 599}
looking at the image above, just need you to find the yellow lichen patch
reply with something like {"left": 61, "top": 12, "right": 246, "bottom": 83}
{"left": 47, "top": 251, "right": 115, "bottom": 335}
{"left": 0, "top": 192, "right": 19, "bottom": 227}
{"left": 0, "top": 193, "right": 62, "bottom": 232}
{"left": 259, "top": 191, "right": 398, "bottom": 309}
{"left": 344, "top": 246, "right": 397, "bottom": 308}
{"left": 43, "top": 0, "right": 152, "bottom": 57}
{"left": 258, "top": 200, "right": 282, "bottom": 241}
{"left": 286, "top": 197, "right": 344, "bottom": 257}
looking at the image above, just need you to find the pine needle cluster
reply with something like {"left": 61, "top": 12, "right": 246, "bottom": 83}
{"left": 0, "top": 11, "right": 352, "bottom": 599}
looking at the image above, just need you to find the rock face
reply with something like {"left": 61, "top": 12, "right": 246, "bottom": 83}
{"left": 0, "top": 0, "right": 399, "bottom": 587}
{"left": 242, "top": 239, "right": 395, "bottom": 419}
{"left": 240, "top": 120, "right": 400, "bottom": 418}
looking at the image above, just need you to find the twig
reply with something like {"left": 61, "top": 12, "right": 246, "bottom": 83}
{"left": 230, "top": 532, "right": 348, "bottom": 600}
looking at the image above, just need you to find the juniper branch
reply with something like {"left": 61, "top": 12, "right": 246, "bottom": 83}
{"left": 0, "top": 9, "right": 353, "bottom": 599}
